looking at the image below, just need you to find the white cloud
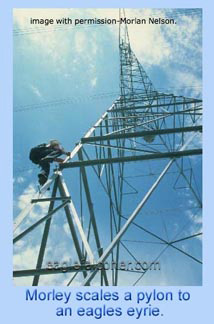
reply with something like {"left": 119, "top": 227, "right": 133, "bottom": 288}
{"left": 13, "top": 245, "right": 40, "bottom": 270}
{"left": 14, "top": 183, "right": 49, "bottom": 236}
{"left": 13, "top": 277, "right": 33, "bottom": 286}
{"left": 16, "top": 176, "right": 25, "bottom": 184}
{"left": 39, "top": 273, "right": 70, "bottom": 286}
{"left": 169, "top": 70, "right": 202, "bottom": 98}
{"left": 14, "top": 239, "right": 25, "bottom": 249}
{"left": 30, "top": 84, "right": 42, "bottom": 98}
{"left": 91, "top": 77, "right": 97, "bottom": 87}
{"left": 17, "top": 184, "right": 36, "bottom": 210}
{"left": 63, "top": 222, "right": 70, "bottom": 236}
{"left": 17, "top": 184, "right": 49, "bottom": 213}
{"left": 125, "top": 9, "right": 172, "bottom": 66}
{"left": 186, "top": 208, "right": 202, "bottom": 241}
{"left": 74, "top": 30, "right": 86, "bottom": 53}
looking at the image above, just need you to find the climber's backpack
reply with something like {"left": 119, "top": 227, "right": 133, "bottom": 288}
{"left": 29, "top": 143, "right": 48, "bottom": 164}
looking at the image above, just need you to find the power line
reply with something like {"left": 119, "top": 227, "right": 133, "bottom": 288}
{"left": 14, "top": 92, "right": 119, "bottom": 112}
{"left": 14, "top": 86, "right": 202, "bottom": 113}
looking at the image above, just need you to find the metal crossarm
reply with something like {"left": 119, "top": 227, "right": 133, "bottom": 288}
{"left": 81, "top": 126, "right": 202, "bottom": 143}
{"left": 60, "top": 149, "right": 202, "bottom": 169}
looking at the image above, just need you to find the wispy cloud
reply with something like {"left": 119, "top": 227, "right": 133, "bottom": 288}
{"left": 30, "top": 84, "right": 42, "bottom": 98}
{"left": 17, "top": 184, "right": 49, "bottom": 215}
{"left": 91, "top": 77, "right": 97, "bottom": 88}
{"left": 14, "top": 8, "right": 202, "bottom": 99}
{"left": 185, "top": 207, "right": 202, "bottom": 241}
{"left": 14, "top": 176, "right": 25, "bottom": 184}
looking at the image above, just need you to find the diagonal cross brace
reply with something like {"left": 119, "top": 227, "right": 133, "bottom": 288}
{"left": 58, "top": 174, "right": 95, "bottom": 264}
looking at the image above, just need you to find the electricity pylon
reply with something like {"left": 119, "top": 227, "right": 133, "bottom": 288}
{"left": 13, "top": 9, "right": 202, "bottom": 286}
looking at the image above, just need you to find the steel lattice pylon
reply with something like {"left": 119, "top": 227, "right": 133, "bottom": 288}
{"left": 13, "top": 9, "right": 202, "bottom": 286}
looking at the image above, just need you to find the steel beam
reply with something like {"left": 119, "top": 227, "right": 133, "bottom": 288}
{"left": 13, "top": 200, "right": 70, "bottom": 244}
{"left": 110, "top": 99, "right": 202, "bottom": 112}
{"left": 31, "top": 196, "right": 71, "bottom": 203}
{"left": 78, "top": 149, "right": 109, "bottom": 285}
{"left": 57, "top": 176, "right": 88, "bottom": 279}
{"left": 14, "top": 264, "right": 99, "bottom": 277}
{"left": 57, "top": 175, "right": 94, "bottom": 264}
{"left": 60, "top": 149, "right": 202, "bottom": 169}
{"left": 32, "top": 176, "right": 59, "bottom": 286}
{"left": 81, "top": 125, "right": 202, "bottom": 143}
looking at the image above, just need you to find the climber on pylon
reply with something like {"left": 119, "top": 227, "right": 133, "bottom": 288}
{"left": 29, "top": 139, "right": 70, "bottom": 186}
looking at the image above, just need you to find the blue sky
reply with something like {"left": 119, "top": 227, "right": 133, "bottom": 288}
{"left": 13, "top": 8, "right": 202, "bottom": 286}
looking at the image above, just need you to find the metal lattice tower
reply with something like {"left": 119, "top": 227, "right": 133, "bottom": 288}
{"left": 13, "top": 9, "right": 202, "bottom": 286}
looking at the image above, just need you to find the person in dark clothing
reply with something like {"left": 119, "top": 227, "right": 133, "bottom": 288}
{"left": 29, "top": 140, "right": 70, "bottom": 186}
